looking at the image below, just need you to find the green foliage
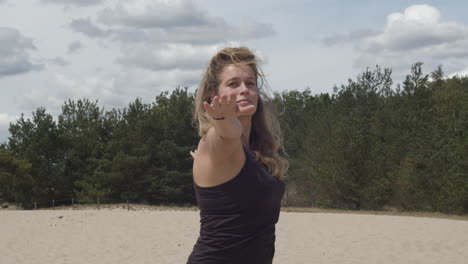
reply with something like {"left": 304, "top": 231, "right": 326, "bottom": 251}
{"left": 3, "top": 68, "right": 468, "bottom": 214}
{"left": 0, "top": 148, "right": 33, "bottom": 207}
{"left": 8, "top": 108, "right": 64, "bottom": 206}
{"left": 277, "top": 63, "right": 468, "bottom": 214}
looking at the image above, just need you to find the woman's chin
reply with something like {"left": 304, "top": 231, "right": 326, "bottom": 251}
{"left": 238, "top": 106, "right": 257, "bottom": 117}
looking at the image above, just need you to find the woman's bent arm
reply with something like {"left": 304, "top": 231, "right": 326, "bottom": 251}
{"left": 198, "top": 118, "right": 243, "bottom": 163}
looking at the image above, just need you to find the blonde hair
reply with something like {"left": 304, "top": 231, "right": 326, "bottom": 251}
{"left": 193, "top": 47, "right": 289, "bottom": 179}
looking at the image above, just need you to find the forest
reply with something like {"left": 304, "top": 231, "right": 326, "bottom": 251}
{"left": 1, "top": 63, "right": 467, "bottom": 214}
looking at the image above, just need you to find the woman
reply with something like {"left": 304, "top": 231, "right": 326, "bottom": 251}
{"left": 187, "top": 47, "right": 289, "bottom": 264}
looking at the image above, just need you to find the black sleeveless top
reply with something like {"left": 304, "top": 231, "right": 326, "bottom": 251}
{"left": 186, "top": 145, "right": 285, "bottom": 264}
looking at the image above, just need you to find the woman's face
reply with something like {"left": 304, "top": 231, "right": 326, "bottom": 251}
{"left": 214, "top": 64, "right": 259, "bottom": 117}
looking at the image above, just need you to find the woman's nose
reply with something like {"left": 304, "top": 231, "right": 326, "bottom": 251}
{"left": 239, "top": 82, "right": 248, "bottom": 94}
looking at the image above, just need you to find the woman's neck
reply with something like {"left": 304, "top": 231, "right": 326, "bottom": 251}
{"left": 238, "top": 116, "right": 252, "bottom": 148}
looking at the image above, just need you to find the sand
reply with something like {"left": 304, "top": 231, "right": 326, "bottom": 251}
{"left": 1, "top": 208, "right": 467, "bottom": 264}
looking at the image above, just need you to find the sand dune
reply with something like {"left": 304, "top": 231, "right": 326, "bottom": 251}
{"left": 1, "top": 209, "right": 467, "bottom": 264}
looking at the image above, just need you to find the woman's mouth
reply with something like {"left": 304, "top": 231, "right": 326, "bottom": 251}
{"left": 236, "top": 99, "right": 251, "bottom": 104}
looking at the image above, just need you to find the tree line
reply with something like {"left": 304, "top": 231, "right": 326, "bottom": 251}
{"left": 1, "top": 63, "right": 467, "bottom": 214}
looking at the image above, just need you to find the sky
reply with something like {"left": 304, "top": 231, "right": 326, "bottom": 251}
{"left": 1, "top": 0, "right": 468, "bottom": 143}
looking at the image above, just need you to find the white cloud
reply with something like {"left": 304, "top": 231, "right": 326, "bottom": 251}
{"left": 19, "top": 67, "right": 202, "bottom": 113}
{"left": 0, "top": 113, "right": 17, "bottom": 127}
{"left": 70, "top": 0, "right": 274, "bottom": 44}
{"left": 324, "top": 5, "right": 468, "bottom": 80}
{"left": 41, "top": 0, "right": 104, "bottom": 7}
{"left": 48, "top": 57, "right": 70, "bottom": 67}
{"left": 21, "top": 74, "right": 121, "bottom": 111}
{"left": 449, "top": 67, "right": 468, "bottom": 78}
{"left": 64, "top": 0, "right": 275, "bottom": 93}
{"left": 70, "top": 18, "right": 111, "bottom": 38}
{"left": 109, "top": 22, "right": 255, "bottom": 45}
{"left": 235, "top": 20, "right": 275, "bottom": 39}
{"left": 115, "top": 68, "right": 202, "bottom": 92}
{"left": 361, "top": 5, "right": 468, "bottom": 52}
{"left": 0, "top": 113, "right": 18, "bottom": 142}
{"left": 98, "top": 0, "right": 210, "bottom": 28}
{"left": 116, "top": 43, "right": 226, "bottom": 71}
{"left": 64, "top": 0, "right": 274, "bottom": 93}
{"left": 0, "top": 27, "right": 43, "bottom": 77}
{"left": 68, "top": 40, "right": 84, "bottom": 54}
{"left": 323, "top": 29, "right": 379, "bottom": 46}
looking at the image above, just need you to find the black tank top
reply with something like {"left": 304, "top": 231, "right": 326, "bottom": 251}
{"left": 186, "top": 145, "right": 285, "bottom": 264}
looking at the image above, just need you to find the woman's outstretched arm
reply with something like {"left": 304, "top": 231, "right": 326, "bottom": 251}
{"left": 196, "top": 93, "right": 243, "bottom": 163}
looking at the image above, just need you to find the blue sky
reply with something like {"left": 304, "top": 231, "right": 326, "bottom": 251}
{"left": 1, "top": 0, "right": 468, "bottom": 143}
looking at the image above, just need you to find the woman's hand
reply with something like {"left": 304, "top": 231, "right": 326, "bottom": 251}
{"left": 190, "top": 149, "right": 197, "bottom": 159}
{"left": 203, "top": 93, "right": 239, "bottom": 120}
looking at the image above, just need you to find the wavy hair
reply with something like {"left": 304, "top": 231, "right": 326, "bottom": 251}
{"left": 193, "top": 47, "right": 289, "bottom": 179}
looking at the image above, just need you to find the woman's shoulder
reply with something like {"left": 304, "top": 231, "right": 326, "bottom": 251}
{"left": 195, "top": 127, "right": 243, "bottom": 163}
{"left": 192, "top": 133, "right": 246, "bottom": 188}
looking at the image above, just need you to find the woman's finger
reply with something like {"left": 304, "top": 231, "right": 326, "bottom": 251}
{"left": 228, "top": 93, "right": 236, "bottom": 104}
{"left": 223, "top": 94, "right": 229, "bottom": 104}
{"left": 203, "top": 101, "right": 210, "bottom": 111}
{"left": 212, "top": 96, "right": 221, "bottom": 111}
{"left": 203, "top": 101, "right": 214, "bottom": 115}
{"left": 218, "top": 95, "right": 225, "bottom": 105}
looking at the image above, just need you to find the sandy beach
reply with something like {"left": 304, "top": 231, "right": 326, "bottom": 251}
{"left": 1, "top": 208, "right": 467, "bottom": 264}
